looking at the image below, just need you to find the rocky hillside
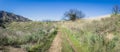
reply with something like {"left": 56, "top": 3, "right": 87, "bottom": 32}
{"left": 0, "top": 11, "right": 31, "bottom": 22}
{"left": 0, "top": 11, "right": 31, "bottom": 27}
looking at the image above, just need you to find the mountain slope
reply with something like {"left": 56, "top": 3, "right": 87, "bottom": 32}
{"left": 0, "top": 11, "right": 31, "bottom": 22}
{"left": 0, "top": 11, "right": 31, "bottom": 27}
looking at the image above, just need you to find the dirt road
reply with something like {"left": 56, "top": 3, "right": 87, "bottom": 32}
{"left": 48, "top": 30, "right": 62, "bottom": 52}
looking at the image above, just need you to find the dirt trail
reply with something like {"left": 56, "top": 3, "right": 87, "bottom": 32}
{"left": 48, "top": 30, "right": 62, "bottom": 52}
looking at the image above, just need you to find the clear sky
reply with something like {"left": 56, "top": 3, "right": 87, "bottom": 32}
{"left": 0, "top": 0, "right": 120, "bottom": 21}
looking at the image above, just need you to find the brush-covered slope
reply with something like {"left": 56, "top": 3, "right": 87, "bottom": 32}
{"left": 0, "top": 22, "right": 58, "bottom": 52}
{"left": 61, "top": 15, "right": 120, "bottom": 52}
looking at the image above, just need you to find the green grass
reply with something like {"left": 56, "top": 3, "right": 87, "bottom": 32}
{"left": 61, "top": 28, "right": 83, "bottom": 52}
{"left": 61, "top": 28, "right": 74, "bottom": 52}
{"left": 62, "top": 38, "right": 74, "bottom": 52}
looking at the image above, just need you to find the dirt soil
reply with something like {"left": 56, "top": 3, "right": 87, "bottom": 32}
{"left": 48, "top": 30, "right": 62, "bottom": 52}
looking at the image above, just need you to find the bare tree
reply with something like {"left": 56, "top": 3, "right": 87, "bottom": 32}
{"left": 112, "top": 5, "right": 120, "bottom": 15}
{"left": 64, "top": 9, "right": 85, "bottom": 21}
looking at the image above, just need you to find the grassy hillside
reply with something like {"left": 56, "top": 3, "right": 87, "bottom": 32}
{"left": 0, "top": 22, "right": 58, "bottom": 52}
{"left": 61, "top": 15, "right": 120, "bottom": 52}
{"left": 1, "top": 15, "right": 120, "bottom": 52}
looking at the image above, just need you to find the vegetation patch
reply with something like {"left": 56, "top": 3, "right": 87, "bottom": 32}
{"left": 0, "top": 22, "right": 58, "bottom": 52}
{"left": 61, "top": 15, "right": 120, "bottom": 52}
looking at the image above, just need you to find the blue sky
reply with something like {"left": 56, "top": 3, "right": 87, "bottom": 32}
{"left": 0, "top": 0, "right": 120, "bottom": 21}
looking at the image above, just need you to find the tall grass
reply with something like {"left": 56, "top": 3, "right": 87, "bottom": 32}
{"left": 62, "top": 15, "right": 120, "bottom": 52}
{"left": 0, "top": 22, "right": 58, "bottom": 52}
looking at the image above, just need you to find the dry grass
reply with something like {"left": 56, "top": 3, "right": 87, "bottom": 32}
{"left": 0, "top": 22, "right": 58, "bottom": 52}
{"left": 60, "top": 15, "right": 120, "bottom": 52}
